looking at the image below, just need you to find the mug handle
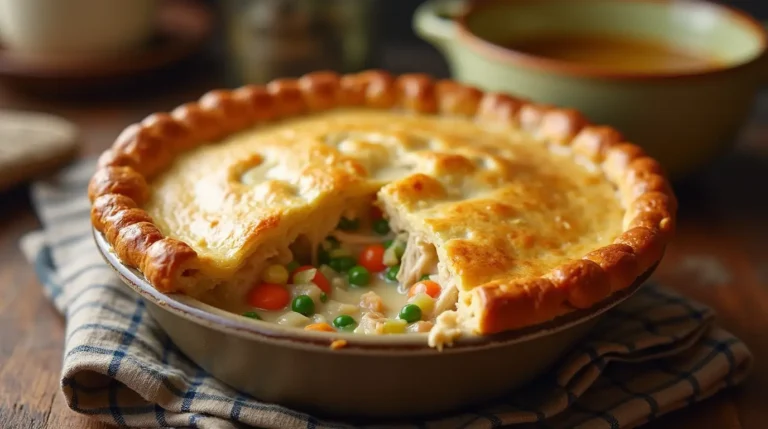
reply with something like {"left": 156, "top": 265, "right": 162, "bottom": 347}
{"left": 413, "top": 0, "right": 466, "bottom": 47}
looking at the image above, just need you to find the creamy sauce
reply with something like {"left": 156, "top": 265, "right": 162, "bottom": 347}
{"left": 255, "top": 269, "right": 408, "bottom": 325}
{"left": 213, "top": 229, "right": 433, "bottom": 334}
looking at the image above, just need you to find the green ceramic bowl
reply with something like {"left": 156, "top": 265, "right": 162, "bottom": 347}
{"left": 95, "top": 229, "right": 654, "bottom": 419}
{"left": 414, "top": 0, "right": 768, "bottom": 179}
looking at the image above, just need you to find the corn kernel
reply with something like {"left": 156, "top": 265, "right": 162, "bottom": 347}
{"left": 263, "top": 264, "right": 289, "bottom": 284}
{"left": 408, "top": 293, "right": 435, "bottom": 317}
{"left": 382, "top": 319, "right": 407, "bottom": 334}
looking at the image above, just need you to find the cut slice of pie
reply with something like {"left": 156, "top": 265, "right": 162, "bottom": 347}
{"left": 89, "top": 71, "right": 675, "bottom": 349}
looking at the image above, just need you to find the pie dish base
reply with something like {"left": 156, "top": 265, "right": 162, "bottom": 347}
{"left": 95, "top": 228, "right": 655, "bottom": 418}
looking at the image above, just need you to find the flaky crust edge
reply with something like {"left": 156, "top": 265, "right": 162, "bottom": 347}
{"left": 88, "top": 70, "right": 676, "bottom": 333}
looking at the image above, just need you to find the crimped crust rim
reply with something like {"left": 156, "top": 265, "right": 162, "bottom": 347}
{"left": 88, "top": 70, "right": 676, "bottom": 336}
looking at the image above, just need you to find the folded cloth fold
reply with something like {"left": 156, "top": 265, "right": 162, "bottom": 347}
{"left": 21, "top": 159, "right": 752, "bottom": 429}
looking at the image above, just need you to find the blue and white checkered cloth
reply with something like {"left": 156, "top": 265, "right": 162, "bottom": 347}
{"left": 21, "top": 159, "right": 752, "bottom": 429}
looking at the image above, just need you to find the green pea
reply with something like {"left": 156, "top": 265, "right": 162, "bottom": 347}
{"left": 291, "top": 295, "right": 315, "bottom": 316}
{"left": 286, "top": 261, "right": 300, "bottom": 273}
{"left": 337, "top": 217, "right": 360, "bottom": 231}
{"left": 348, "top": 265, "right": 371, "bottom": 286}
{"left": 398, "top": 304, "right": 422, "bottom": 323}
{"left": 385, "top": 265, "right": 400, "bottom": 282}
{"left": 320, "top": 292, "right": 328, "bottom": 303}
{"left": 329, "top": 256, "right": 357, "bottom": 272}
{"left": 383, "top": 239, "right": 393, "bottom": 248}
{"left": 333, "top": 314, "right": 357, "bottom": 330}
{"left": 242, "top": 311, "right": 261, "bottom": 320}
{"left": 373, "top": 219, "right": 391, "bottom": 235}
{"left": 420, "top": 274, "right": 431, "bottom": 281}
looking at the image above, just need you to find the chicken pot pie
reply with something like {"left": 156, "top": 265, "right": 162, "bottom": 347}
{"left": 89, "top": 71, "right": 675, "bottom": 349}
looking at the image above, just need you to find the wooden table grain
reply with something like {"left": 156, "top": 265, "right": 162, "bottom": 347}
{"left": 0, "top": 66, "right": 766, "bottom": 428}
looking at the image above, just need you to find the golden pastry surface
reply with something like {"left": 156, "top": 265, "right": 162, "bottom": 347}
{"left": 145, "top": 109, "right": 624, "bottom": 284}
{"left": 89, "top": 71, "right": 676, "bottom": 346}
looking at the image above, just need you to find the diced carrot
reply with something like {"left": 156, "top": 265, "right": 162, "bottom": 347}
{"left": 408, "top": 280, "right": 441, "bottom": 299}
{"left": 358, "top": 244, "right": 386, "bottom": 272}
{"left": 247, "top": 283, "right": 290, "bottom": 310}
{"left": 330, "top": 339, "right": 348, "bottom": 350}
{"left": 305, "top": 323, "right": 335, "bottom": 332}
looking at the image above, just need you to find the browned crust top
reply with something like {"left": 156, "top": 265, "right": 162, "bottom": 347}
{"left": 88, "top": 70, "right": 676, "bottom": 336}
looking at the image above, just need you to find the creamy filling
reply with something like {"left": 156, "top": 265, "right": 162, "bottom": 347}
{"left": 212, "top": 200, "right": 458, "bottom": 338}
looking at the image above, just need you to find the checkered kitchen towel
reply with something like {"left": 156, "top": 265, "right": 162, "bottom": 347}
{"left": 21, "top": 159, "right": 752, "bottom": 429}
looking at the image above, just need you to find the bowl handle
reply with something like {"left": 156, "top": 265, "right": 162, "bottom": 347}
{"left": 413, "top": 0, "right": 465, "bottom": 48}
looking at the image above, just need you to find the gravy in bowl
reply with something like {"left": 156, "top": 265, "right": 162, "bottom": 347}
{"left": 504, "top": 35, "right": 720, "bottom": 73}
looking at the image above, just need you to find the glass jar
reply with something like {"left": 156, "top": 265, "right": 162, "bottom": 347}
{"left": 222, "top": 0, "right": 378, "bottom": 84}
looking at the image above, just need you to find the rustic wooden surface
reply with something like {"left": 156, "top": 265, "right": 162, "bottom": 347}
{"left": 0, "top": 53, "right": 767, "bottom": 428}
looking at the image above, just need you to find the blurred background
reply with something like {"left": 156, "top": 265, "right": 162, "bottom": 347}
{"left": 0, "top": 0, "right": 764, "bottom": 224}
{"left": 0, "top": 0, "right": 762, "bottom": 188}
{"left": 0, "top": 0, "right": 764, "bottom": 95}
{"left": 0, "top": 0, "right": 764, "bottom": 201}
{"left": 1, "top": 2, "right": 768, "bottom": 428}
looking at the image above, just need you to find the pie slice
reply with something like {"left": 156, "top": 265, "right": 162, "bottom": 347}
{"left": 89, "top": 71, "right": 675, "bottom": 349}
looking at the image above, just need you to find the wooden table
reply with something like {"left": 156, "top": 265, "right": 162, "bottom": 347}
{"left": 0, "top": 58, "right": 767, "bottom": 428}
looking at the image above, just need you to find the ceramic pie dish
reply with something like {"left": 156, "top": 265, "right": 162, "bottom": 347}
{"left": 89, "top": 70, "right": 675, "bottom": 417}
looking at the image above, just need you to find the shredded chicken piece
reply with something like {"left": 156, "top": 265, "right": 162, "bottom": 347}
{"left": 355, "top": 311, "right": 387, "bottom": 335}
{"left": 428, "top": 311, "right": 463, "bottom": 351}
{"left": 359, "top": 291, "right": 385, "bottom": 313}
{"left": 331, "top": 230, "right": 392, "bottom": 245}
{"left": 325, "top": 300, "right": 359, "bottom": 316}
{"left": 433, "top": 284, "right": 459, "bottom": 315}
{"left": 407, "top": 321, "right": 434, "bottom": 333}
{"left": 397, "top": 234, "right": 439, "bottom": 288}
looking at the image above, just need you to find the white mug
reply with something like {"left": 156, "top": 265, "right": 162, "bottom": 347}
{"left": 0, "top": 0, "right": 158, "bottom": 58}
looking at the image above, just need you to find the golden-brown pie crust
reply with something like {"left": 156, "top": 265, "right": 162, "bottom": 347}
{"left": 89, "top": 70, "right": 676, "bottom": 336}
